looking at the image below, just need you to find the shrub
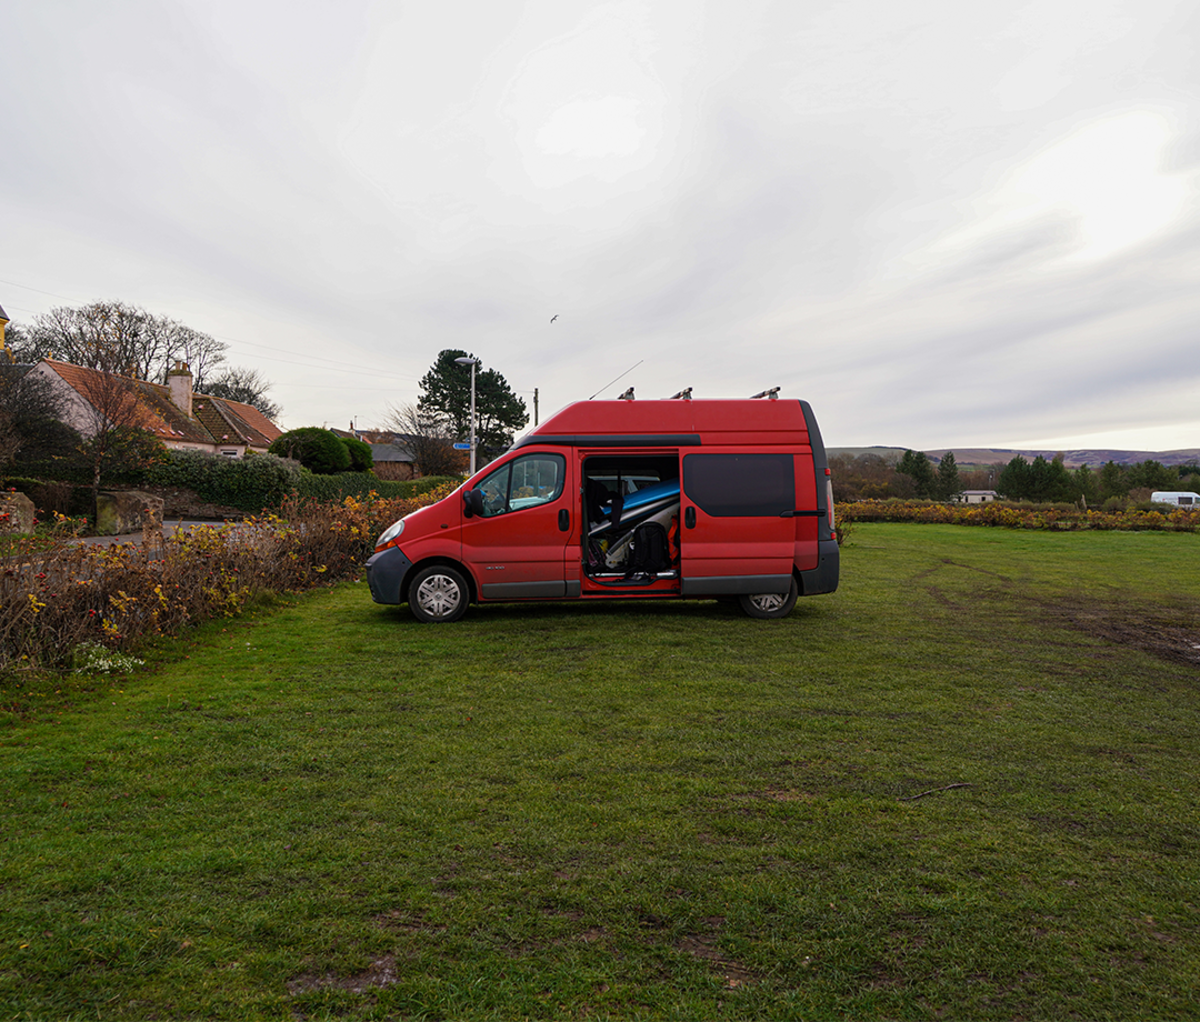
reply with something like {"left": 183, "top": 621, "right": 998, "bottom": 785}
{"left": 836, "top": 498, "right": 1200, "bottom": 533}
{"left": 0, "top": 483, "right": 457, "bottom": 673}
{"left": 3, "top": 477, "right": 93, "bottom": 518}
{"left": 340, "top": 436, "right": 374, "bottom": 473}
{"left": 268, "top": 428, "right": 351, "bottom": 475}
{"left": 95, "top": 426, "right": 170, "bottom": 485}
{"left": 145, "top": 450, "right": 302, "bottom": 512}
{"left": 294, "top": 472, "right": 457, "bottom": 503}
{"left": 11, "top": 458, "right": 92, "bottom": 486}
{"left": 10, "top": 417, "right": 81, "bottom": 465}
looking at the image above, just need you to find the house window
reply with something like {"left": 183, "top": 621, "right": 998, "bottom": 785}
{"left": 220, "top": 449, "right": 238, "bottom": 458}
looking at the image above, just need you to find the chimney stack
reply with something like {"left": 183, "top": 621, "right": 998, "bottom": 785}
{"left": 167, "top": 361, "right": 193, "bottom": 417}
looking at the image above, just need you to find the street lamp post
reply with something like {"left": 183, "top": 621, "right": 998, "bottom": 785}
{"left": 454, "top": 356, "right": 479, "bottom": 476}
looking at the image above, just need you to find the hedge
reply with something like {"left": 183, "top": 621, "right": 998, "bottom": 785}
{"left": 144, "top": 450, "right": 303, "bottom": 512}
{"left": 837, "top": 499, "right": 1200, "bottom": 532}
{"left": 293, "top": 473, "right": 459, "bottom": 503}
{"left": 0, "top": 486, "right": 457, "bottom": 676}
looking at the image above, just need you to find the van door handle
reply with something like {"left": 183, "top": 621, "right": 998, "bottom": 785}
{"left": 684, "top": 506, "right": 696, "bottom": 529}
{"left": 558, "top": 508, "right": 570, "bottom": 532}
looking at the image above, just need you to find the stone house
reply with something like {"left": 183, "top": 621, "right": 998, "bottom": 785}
{"left": 30, "top": 358, "right": 282, "bottom": 457}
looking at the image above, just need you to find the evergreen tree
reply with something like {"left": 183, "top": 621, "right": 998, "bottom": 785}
{"left": 936, "top": 451, "right": 960, "bottom": 500}
{"left": 1073, "top": 465, "right": 1099, "bottom": 506}
{"left": 896, "top": 449, "right": 937, "bottom": 498}
{"left": 417, "top": 350, "right": 528, "bottom": 460}
{"left": 1098, "top": 460, "right": 1128, "bottom": 501}
{"left": 998, "top": 455, "right": 1030, "bottom": 499}
{"left": 1126, "top": 459, "right": 1177, "bottom": 491}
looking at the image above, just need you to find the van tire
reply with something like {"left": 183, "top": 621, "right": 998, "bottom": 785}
{"left": 738, "top": 578, "right": 798, "bottom": 619}
{"left": 409, "top": 566, "right": 470, "bottom": 623}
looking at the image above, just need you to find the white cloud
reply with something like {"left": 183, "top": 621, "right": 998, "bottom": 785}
{"left": 1, "top": 0, "right": 1198, "bottom": 449}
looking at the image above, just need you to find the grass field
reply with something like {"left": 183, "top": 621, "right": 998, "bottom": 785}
{"left": 3, "top": 523, "right": 1199, "bottom": 1020}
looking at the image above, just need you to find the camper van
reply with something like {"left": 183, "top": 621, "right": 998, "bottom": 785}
{"left": 365, "top": 398, "right": 839, "bottom": 621}
{"left": 1151, "top": 491, "right": 1200, "bottom": 507}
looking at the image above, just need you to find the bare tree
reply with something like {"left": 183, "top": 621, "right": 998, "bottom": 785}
{"left": 28, "top": 301, "right": 159, "bottom": 378}
{"left": 204, "top": 366, "right": 281, "bottom": 420}
{"left": 2, "top": 321, "right": 35, "bottom": 362}
{"left": 71, "top": 358, "right": 160, "bottom": 504}
{"left": 385, "top": 402, "right": 467, "bottom": 477}
{"left": 24, "top": 302, "right": 231, "bottom": 388}
{"left": 159, "top": 321, "right": 227, "bottom": 390}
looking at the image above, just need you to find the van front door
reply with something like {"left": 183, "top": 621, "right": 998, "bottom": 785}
{"left": 461, "top": 451, "right": 574, "bottom": 600}
{"left": 679, "top": 452, "right": 795, "bottom": 596}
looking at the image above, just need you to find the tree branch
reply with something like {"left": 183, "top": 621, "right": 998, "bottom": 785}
{"left": 898, "top": 782, "right": 972, "bottom": 802}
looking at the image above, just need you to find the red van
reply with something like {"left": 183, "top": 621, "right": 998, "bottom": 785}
{"left": 365, "top": 397, "right": 839, "bottom": 621}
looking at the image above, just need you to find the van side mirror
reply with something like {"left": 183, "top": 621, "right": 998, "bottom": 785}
{"left": 463, "top": 488, "right": 484, "bottom": 518}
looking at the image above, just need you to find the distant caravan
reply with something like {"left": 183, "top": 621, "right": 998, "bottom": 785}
{"left": 365, "top": 397, "right": 840, "bottom": 622}
{"left": 1150, "top": 491, "right": 1200, "bottom": 507}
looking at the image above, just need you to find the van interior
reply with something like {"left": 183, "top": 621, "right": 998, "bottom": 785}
{"left": 581, "top": 454, "right": 681, "bottom": 586}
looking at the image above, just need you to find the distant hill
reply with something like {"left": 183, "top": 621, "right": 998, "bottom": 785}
{"left": 828, "top": 446, "right": 1200, "bottom": 468}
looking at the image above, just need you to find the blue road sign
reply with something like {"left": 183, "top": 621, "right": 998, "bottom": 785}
{"left": 452, "top": 442, "right": 472, "bottom": 450}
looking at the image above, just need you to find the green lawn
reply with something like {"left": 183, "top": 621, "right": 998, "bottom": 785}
{"left": 3, "top": 524, "right": 1199, "bottom": 1020}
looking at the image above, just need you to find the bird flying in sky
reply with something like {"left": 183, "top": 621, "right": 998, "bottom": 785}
{"left": 550, "top": 314, "right": 558, "bottom": 323}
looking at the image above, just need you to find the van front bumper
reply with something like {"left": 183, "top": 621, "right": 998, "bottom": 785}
{"left": 365, "top": 546, "right": 414, "bottom": 605}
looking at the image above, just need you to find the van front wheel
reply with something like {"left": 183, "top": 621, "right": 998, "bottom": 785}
{"left": 409, "top": 566, "right": 470, "bottom": 623}
{"left": 738, "top": 578, "right": 798, "bottom": 620}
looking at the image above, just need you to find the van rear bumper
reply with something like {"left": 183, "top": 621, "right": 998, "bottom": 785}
{"left": 365, "top": 546, "right": 413, "bottom": 605}
{"left": 798, "top": 538, "right": 839, "bottom": 595}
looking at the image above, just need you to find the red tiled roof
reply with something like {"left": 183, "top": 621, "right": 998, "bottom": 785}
{"left": 193, "top": 393, "right": 282, "bottom": 448}
{"left": 44, "top": 359, "right": 282, "bottom": 450}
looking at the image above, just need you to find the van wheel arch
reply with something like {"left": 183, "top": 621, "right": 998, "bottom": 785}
{"left": 404, "top": 558, "right": 477, "bottom": 602}
{"left": 737, "top": 576, "right": 799, "bottom": 620}
{"left": 405, "top": 559, "right": 476, "bottom": 624}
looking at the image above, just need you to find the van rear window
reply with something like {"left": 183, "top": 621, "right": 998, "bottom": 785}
{"left": 683, "top": 453, "right": 794, "bottom": 517}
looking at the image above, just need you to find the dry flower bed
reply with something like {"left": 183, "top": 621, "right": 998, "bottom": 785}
{"left": 0, "top": 485, "right": 453, "bottom": 673}
{"left": 838, "top": 499, "right": 1199, "bottom": 532}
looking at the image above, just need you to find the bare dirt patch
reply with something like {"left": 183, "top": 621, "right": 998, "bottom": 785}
{"left": 731, "top": 787, "right": 814, "bottom": 803}
{"left": 373, "top": 909, "right": 447, "bottom": 936}
{"left": 678, "top": 933, "right": 756, "bottom": 988}
{"left": 1042, "top": 596, "right": 1200, "bottom": 669}
{"left": 287, "top": 954, "right": 400, "bottom": 996}
{"left": 671, "top": 916, "right": 758, "bottom": 988}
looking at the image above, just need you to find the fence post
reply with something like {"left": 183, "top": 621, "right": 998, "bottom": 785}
{"left": 142, "top": 504, "right": 163, "bottom": 556}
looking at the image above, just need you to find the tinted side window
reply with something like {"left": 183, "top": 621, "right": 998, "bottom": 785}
{"left": 683, "top": 453, "right": 795, "bottom": 517}
{"left": 477, "top": 454, "right": 565, "bottom": 517}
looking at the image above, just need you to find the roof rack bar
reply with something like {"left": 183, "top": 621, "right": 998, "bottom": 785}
{"left": 750, "top": 387, "right": 780, "bottom": 400}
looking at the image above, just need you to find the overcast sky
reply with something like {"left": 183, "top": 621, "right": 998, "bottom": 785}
{"left": 2, "top": 0, "right": 1197, "bottom": 451}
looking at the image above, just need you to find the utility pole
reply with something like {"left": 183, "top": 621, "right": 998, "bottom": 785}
{"left": 534, "top": 387, "right": 539, "bottom": 426}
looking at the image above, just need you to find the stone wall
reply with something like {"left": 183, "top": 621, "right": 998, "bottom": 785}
{"left": 138, "top": 486, "right": 244, "bottom": 521}
{"left": 95, "top": 491, "right": 165, "bottom": 537}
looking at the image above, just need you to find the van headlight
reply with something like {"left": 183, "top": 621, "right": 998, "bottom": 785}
{"left": 375, "top": 519, "right": 405, "bottom": 550}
